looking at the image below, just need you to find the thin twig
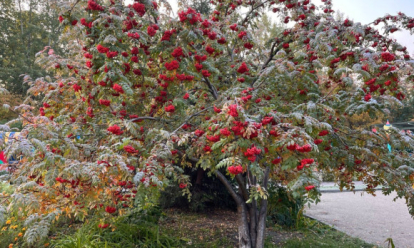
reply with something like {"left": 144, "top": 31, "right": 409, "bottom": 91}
{"left": 172, "top": 107, "right": 212, "bottom": 134}
{"left": 130, "top": 116, "right": 162, "bottom": 122}
{"left": 241, "top": 0, "right": 272, "bottom": 26}
{"left": 68, "top": 0, "right": 81, "bottom": 16}
{"left": 251, "top": 42, "right": 280, "bottom": 87}
{"left": 202, "top": 77, "right": 218, "bottom": 100}
{"left": 8, "top": 108, "right": 34, "bottom": 124}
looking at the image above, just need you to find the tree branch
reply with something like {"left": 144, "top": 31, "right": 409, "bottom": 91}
{"left": 235, "top": 174, "right": 249, "bottom": 201}
{"left": 176, "top": 150, "right": 199, "bottom": 163}
{"left": 172, "top": 107, "right": 212, "bottom": 133}
{"left": 130, "top": 116, "right": 163, "bottom": 122}
{"left": 68, "top": 0, "right": 81, "bottom": 16}
{"left": 263, "top": 166, "right": 270, "bottom": 189}
{"left": 8, "top": 108, "right": 33, "bottom": 124}
{"left": 261, "top": 41, "right": 278, "bottom": 70}
{"left": 216, "top": 170, "right": 243, "bottom": 205}
{"left": 202, "top": 77, "right": 218, "bottom": 100}
{"left": 251, "top": 45, "right": 280, "bottom": 87}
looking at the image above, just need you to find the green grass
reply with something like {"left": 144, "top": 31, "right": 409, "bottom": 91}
{"left": 280, "top": 230, "right": 373, "bottom": 248}
{"left": 51, "top": 208, "right": 183, "bottom": 248}
{"left": 267, "top": 218, "right": 374, "bottom": 248}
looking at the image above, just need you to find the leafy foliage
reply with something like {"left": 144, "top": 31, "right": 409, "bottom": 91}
{"left": 3, "top": 0, "right": 414, "bottom": 247}
{"left": 267, "top": 185, "right": 304, "bottom": 229}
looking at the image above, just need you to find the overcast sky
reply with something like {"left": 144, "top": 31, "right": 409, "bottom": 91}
{"left": 314, "top": 0, "right": 414, "bottom": 54}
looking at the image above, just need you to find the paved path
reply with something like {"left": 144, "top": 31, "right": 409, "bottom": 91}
{"left": 305, "top": 190, "right": 414, "bottom": 248}
{"left": 318, "top": 181, "right": 384, "bottom": 192}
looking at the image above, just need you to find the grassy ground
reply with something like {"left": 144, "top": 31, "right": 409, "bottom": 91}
{"left": 160, "top": 209, "right": 376, "bottom": 248}
{"left": 276, "top": 224, "right": 374, "bottom": 248}
{"left": 0, "top": 202, "right": 375, "bottom": 248}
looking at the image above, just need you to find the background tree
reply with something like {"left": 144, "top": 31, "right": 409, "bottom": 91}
{"left": 3, "top": 1, "right": 414, "bottom": 248}
{"left": 390, "top": 97, "right": 414, "bottom": 122}
{"left": 0, "top": 92, "right": 23, "bottom": 124}
{"left": 0, "top": 0, "right": 62, "bottom": 95}
{"left": 190, "top": 0, "right": 212, "bottom": 15}
{"left": 388, "top": 81, "right": 414, "bottom": 123}
{"left": 255, "top": 13, "right": 284, "bottom": 47}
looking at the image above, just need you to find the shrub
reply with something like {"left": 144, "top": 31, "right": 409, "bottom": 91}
{"left": 267, "top": 184, "right": 305, "bottom": 229}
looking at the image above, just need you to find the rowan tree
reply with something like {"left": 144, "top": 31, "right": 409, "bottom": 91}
{"left": 3, "top": 0, "right": 414, "bottom": 247}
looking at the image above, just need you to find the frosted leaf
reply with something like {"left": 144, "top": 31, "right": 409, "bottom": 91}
{"left": 307, "top": 101, "right": 316, "bottom": 112}
{"left": 290, "top": 112, "right": 303, "bottom": 121}
{"left": 277, "top": 65, "right": 287, "bottom": 73}
{"left": 352, "top": 63, "right": 361, "bottom": 71}
{"left": 311, "top": 60, "right": 323, "bottom": 69}
{"left": 286, "top": 61, "right": 295, "bottom": 70}
{"left": 0, "top": 125, "right": 10, "bottom": 132}
{"left": 216, "top": 157, "right": 240, "bottom": 169}
{"left": 24, "top": 211, "right": 59, "bottom": 245}
{"left": 342, "top": 77, "right": 353, "bottom": 86}
{"left": 2, "top": 104, "right": 10, "bottom": 110}
{"left": 119, "top": 81, "right": 134, "bottom": 95}
{"left": 133, "top": 172, "right": 145, "bottom": 184}
{"left": 294, "top": 51, "right": 307, "bottom": 60}
{"left": 178, "top": 134, "right": 189, "bottom": 146}
{"left": 275, "top": 50, "right": 286, "bottom": 58}
{"left": 103, "top": 35, "right": 118, "bottom": 45}
{"left": 0, "top": 206, "right": 6, "bottom": 226}
{"left": 334, "top": 68, "right": 347, "bottom": 77}
{"left": 319, "top": 122, "right": 332, "bottom": 130}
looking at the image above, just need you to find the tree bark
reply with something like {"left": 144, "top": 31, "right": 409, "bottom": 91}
{"left": 255, "top": 198, "right": 268, "bottom": 248}
{"left": 216, "top": 167, "right": 271, "bottom": 248}
{"left": 255, "top": 167, "right": 271, "bottom": 248}
{"left": 216, "top": 171, "right": 252, "bottom": 248}
{"left": 248, "top": 173, "right": 257, "bottom": 246}
{"left": 249, "top": 199, "right": 257, "bottom": 247}
{"left": 238, "top": 202, "right": 252, "bottom": 248}
{"left": 195, "top": 167, "right": 204, "bottom": 186}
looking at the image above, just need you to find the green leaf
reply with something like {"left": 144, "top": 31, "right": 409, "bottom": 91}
{"left": 282, "top": 156, "right": 299, "bottom": 171}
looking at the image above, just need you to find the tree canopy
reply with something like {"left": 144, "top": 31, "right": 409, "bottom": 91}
{"left": 2, "top": 0, "right": 414, "bottom": 247}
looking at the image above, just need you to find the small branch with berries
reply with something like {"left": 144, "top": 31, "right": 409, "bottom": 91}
{"left": 172, "top": 107, "right": 212, "bottom": 134}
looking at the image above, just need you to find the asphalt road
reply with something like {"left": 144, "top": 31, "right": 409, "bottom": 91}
{"left": 305, "top": 191, "right": 414, "bottom": 248}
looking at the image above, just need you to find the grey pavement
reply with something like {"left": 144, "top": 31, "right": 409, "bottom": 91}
{"left": 305, "top": 189, "right": 414, "bottom": 248}
{"left": 318, "top": 181, "right": 384, "bottom": 192}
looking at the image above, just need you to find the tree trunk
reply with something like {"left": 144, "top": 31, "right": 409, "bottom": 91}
{"left": 249, "top": 199, "right": 257, "bottom": 247}
{"left": 216, "top": 171, "right": 252, "bottom": 247}
{"left": 238, "top": 202, "right": 252, "bottom": 248}
{"left": 248, "top": 173, "right": 258, "bottom": 247}
{"left": 255, "top": 199, "right": 268, "bottom": 248}
{"left": 216, "top": 168, "right": 271, "bottom": 248}
{"left": 195, "top": 167, "right": 204, "bottom": 185}
{"left": 255, "top": 167, "right": 270, "bottom": 248}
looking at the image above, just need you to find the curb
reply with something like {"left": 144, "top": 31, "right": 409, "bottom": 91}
{"left": 319, "top": 187, "right": 387, "bottom": 193}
